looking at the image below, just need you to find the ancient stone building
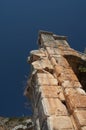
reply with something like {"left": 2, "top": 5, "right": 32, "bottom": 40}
{"left": 24, "top": 31, "right": 86, "bottom": 130}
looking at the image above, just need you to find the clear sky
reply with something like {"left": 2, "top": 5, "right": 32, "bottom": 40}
{"left": 0, "top": 0, "right": 86, "bottom": 117}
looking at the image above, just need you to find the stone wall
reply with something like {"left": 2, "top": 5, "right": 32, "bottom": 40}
{"left": 25, "top": 31, "right": 86, "bottom": 130}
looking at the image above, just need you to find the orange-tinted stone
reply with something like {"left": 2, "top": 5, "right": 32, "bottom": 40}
{"left": 36, "top": 73, "right": 58, "bottom": 86}
{"left": 73, "top": 110, "right": 86, "bottom": 127}
{"left": 32, "top": 57, "right": 53, "bottom": 70}
{"left": 66, "top": 94, "right": 86, "bottom": 112}
{"left": 38, "top": 85, "right": 61, "bottom": 98}
{"left": 42, "top": 116, "right": 74, "bottom": 130}
{"left": 62, "top": 80, "right": 82, "bottom": 88}
{"left": 81, "top": 126, "right": 86, "bottom": 130}
{"left": 38, "top": 98, "right": 68, "bottom": 119}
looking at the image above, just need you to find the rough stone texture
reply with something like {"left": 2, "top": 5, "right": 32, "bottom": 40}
{"left": 66, "top": 94, "right": 86, "bottom": 112}
{"left": 38, "top": 97, "right": 68, "bottom": 116}
{"left": 73, "top": 110, "right": 86, "bottom": 128}
{"left": 42, "top": 116, "right": 74, "bottom": 130}
{"left": 0, "top": 117, "right": 34, "bottom": 130}
{"left": 25, "top": 31, "right": 86, "bottom": 130}
{"left": 81, "top": 126, "right": 86, "bottom": 130}
{"left": 36, "top": 73, "right": 58, "bottom": 86}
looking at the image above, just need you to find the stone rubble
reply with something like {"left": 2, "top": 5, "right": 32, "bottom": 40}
{"left": 25, "top": 31, "right": 86, "bottom": 130}
{"left": 0, "top": 117, "right": 34, "bottom": 130}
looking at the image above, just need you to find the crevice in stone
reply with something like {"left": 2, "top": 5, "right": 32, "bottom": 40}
{"left": 44, "top": 67, "right": 54, "bottom": 75}
{"left": 61, "top": 100, "right": 66, "bottom": 106}
{"left": 61, "top": 100, "right": 71, "bottom": 116}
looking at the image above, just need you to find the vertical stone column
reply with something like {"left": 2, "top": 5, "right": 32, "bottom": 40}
{"left": 25, "top": 31, "right": 86, "bottom": 130}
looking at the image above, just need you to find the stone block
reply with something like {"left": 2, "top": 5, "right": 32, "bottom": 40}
{"left": 63, "top": 49, "right": 80, "bottom": 57}
{"left": 55, "top": 40, "right": 69, "bottom": 47}
{"left": 29, "top": 49, "right": 47, "bottom": 63}
{"left": 42, "top": 116, "right": 74, "bottom": 130}
{"left": 66, "top": 73, "right": 78, "bottom": 82}
{"left": 64, "top": 88, "right": 86, "bottom": 96}
{"left": 43, "top": 39, "right": 68, "bottom": 48}
{"left": 37, "top": 78, "right": 58, "bottom": 86}
{"left": 58, "top": 72, "right": 79, "bottom": 83}
{"left": 38, "top": 98, "right": 68, "bottom": 123}
{"left": 43, "top": 41, "right": 57, "bottom": 47}
{"left": 54, "top": 55, "right": 70, "bottom": 68}
{"left": 36, "top": 73, "right": 58, "bottom": 86}
{"left": 73, "top": 110, "right": 86, "bottom": 127}
{"left": 46, "top": 47, "right": 62, "bottom": 55}
{"left": 81, "top": 126, "right": 86, "bottom": 130}
{"left": 55, "top": 65, "right": 64, "bottom": 77}
{"left": 38, "top": 85, "right": 59, "bottom": 98}
{"left": 34, "top": 85, "right": 65, "bottom": 107}
{"left": 34, "top": 85, "right": 58, "bottom": 107}
{"left": 62, "top": 80, "right": 82, "bottom": 88}
{"left": 66, "top": 94, "right": 86, "bottom": 112}
{"left": 36, "top": 73, "right": 55, "bottom": 79}
{"left": 32, "top": 57, "right": 53, "bottom": 71}
{"left": 30, "top": 49, "right": 47, "bottom": 58}
{"left": 64, "top": 68, "right": 75, "bottom": 74}
{"left": 41, "top": 33, "right": 54, "bottom": 43}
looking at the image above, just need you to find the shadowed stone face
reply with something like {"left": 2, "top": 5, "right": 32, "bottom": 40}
{"left": 64, "top": 55, "right": 86, "bottom": 92}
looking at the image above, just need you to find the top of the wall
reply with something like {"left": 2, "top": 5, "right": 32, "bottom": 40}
{"left": 38, "top": 30, "right": 67, "bottom": 46}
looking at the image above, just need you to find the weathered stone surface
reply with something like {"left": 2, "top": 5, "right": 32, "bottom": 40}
{"left": 39, "top": 85, "right": 61, "bottom": 94}
{"left": 49, "top": 56, "right": 57, "bottom": 66}
{"left": 34, "top": 118, "right": 41, "bottom": 130}
{"left": 43, "top": 41, "right": 58, "bottom": 48}
{"left": 53, "top": 40, "right": 69, "bottom": 50}
{"left": 25, "top": 31, "right": 86, "bottom": 130}
{"left": 70, "top": 115, "right": 78, "bottom": 130}
{"left": 0, "top": 117, "right": 34, "bottom": 130}
{"left": 42, "top": 116, "right": 74, "bottom": 130}
{"left": 36, "top": 72, "right": 54, "bottom": 79}
{"left": 30, "top": 49, "right": 47, "bottom": 57}
{"left": 62, "top": 80, "right": 82, "bottom": 88}
{"left": 38, "top": 85, "right": 60, "bottom": 98}
{"left": 55, "top": 65, "right": 64, "bottom": 77}
{"left": 41, "top": 33, "right": 54, "bottom": 43}
{"left": 32, "top": 57, "right": 53, "bottom": 71}
{"left": 63, "top": 49, "right": 80, "bottom": 57}
{"left": 66, "top": 94, "right": 86, "bottom": 112}
{"left": 36, "top": 73, "right": 58, "bottom": 86}
{"left": 38, "top": 98, "right": 68, "bottom": 118}
{"left": 81, "top": 126, "right": 86, "bottom": 130}
{"left": 64, "top": 88, "right": 86, "bottom": 96}
{"left": 34, "top": 85, "right": 65, "bottom": 108}
{"left": 54, "top": 55, "right": 70, "bottom": 68}
{"left": 28, "top": 49, "right": 47, "bottom": 63}
{"left": 73, "top": 110, "right": 86, "bottom": 127}
{"left": 46, "top": 47, "right": 63, "bottom": 56}
{"left": 58, "top": 71, "right": 79, "bottom": 83}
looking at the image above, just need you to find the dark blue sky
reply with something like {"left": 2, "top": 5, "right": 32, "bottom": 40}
{"left": 0, "top": 0, "right": 86, "bottom": 117}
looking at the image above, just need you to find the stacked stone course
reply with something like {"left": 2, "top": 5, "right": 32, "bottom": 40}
{"left": 25, "top": 31, "right": 86, "bottom": 130}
